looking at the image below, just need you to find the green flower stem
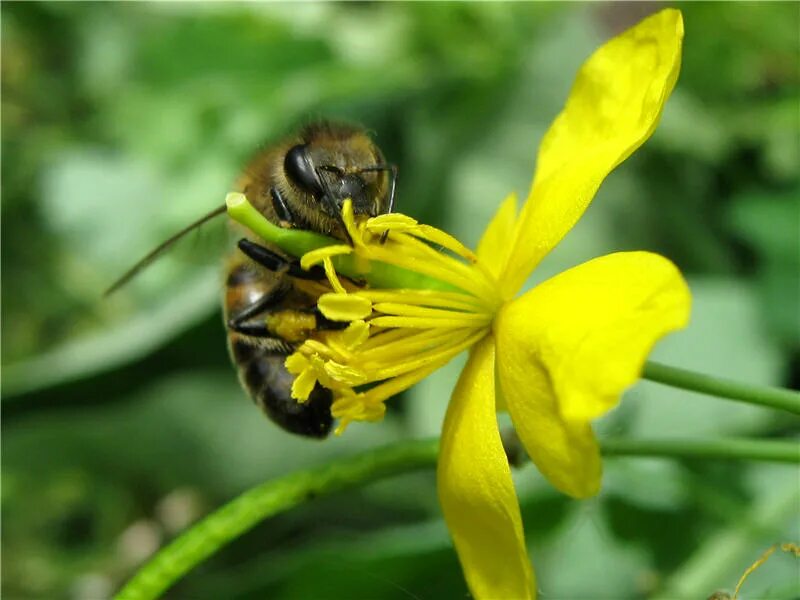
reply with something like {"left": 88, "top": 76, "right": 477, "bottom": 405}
{"left": 225, "top": 193, "right": 455, "bottom": 291}
{"left": 601, "top": 438, "right": 800, "bottom": 463}
{"left": 643, "top": 361, "right": 800, "bottom": 415}
{"left": 115, "top": 439, "right": 440, "bottom": 600}
{"left": 114, "top": 437, "right": 799, "bottom": 600}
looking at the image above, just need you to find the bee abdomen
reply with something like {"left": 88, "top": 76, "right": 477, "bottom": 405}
{"left": 231, "top": 338, "right": 333, "bottom": 438}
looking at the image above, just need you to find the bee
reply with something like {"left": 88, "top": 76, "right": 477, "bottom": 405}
{"left": 107, "top": 122, "right": 397, "bottom": 438}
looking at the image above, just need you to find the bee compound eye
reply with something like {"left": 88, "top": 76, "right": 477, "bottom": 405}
{"left": 284, "top": 144, "right": 323, "bottom": 196}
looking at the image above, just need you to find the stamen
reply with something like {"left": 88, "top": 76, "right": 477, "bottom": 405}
{"left": 291, "top": 368, "right": 318, "bottom": 403}
{"left": 340, "top": 201, "right": 364, "bottom": 247}
{"left": 360, "top": 243, "right": 494, "bottom": 301}
{"left": 286, "top": 200, "right": 503, "bottom": 432}
{"left": 338, "top": 320, "right": 370, "bottom": 348}
{"left": 371, "top": 303, "right": 489, "bottom": 322}
{"left": 324, "top": 361, "right": 369, "bottom": 386}
{"left": 388, "top": 233, "right": 498, "bottom": 302}
{"left": 356, "top": 289, "right": 486, "bottom": 311}
{"left": 357, "top": 328, "right": 471, "bottom": 363}
{"left": 322, "top": 257, "right": 347, "bottom": 294}
{"left": 318, "top": 292, "right": 372, "bottom": 321}
{"left": 358, "top": 327, "right": 420, "bottom": 351}
{"left": 412, "top": 224, "right": 479, "bottom": 262}
{"left": 365, "top": 213, "right": 418, "bottom": 231}
{"left": 365, "top": 216, "right": 477, "bottom": 262}
{"left": 370, "top": 315, "right": 492, "bottom": 329}
{"left": 300, "top": 339, "right": 345, "bottom": 362}
{"left": 365, "top": 329, "right": 485, "bottom": 380}
{"left": 360, "top": 360, "right": 447, "bottom": 405}
{"left": 300, "top": 245, "right": 352, "bottom": 271}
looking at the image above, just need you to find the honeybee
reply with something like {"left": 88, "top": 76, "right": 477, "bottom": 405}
{"left": 107, "top": 122, "right": 397, "bottom": 438}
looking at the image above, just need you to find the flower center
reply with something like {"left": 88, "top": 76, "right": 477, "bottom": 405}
{"left": 285, "top": 200, "right": 501, "bottom": 434}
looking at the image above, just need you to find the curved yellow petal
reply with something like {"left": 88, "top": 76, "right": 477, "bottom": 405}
{"left": 476, "top": 193, "right": 518, "bottom": 278}
{"left": 501, "top": 9, "right": 684, "bottom": 297}
{"left": 438, "top": 335, "right": 536, "bottom": 600}
{"left": 495, "top": 251, "right": 691, "bottom": 498}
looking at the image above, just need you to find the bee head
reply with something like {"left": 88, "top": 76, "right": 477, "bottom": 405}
{"left": 283, "top": 139, "right": 389, "bottom": 219}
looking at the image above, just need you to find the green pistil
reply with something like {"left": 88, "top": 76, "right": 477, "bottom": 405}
{"left": 226, "top": 193, "right": 456, "bottom": 292}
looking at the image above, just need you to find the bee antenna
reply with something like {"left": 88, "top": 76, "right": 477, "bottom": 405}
{"left": 103, "top": 204, "right": 228, "bottom": 297}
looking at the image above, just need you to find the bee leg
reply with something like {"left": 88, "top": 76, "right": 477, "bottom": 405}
{"left": 359, "top": 164, "right": 398, "bottom": 243}
{"left": 237, "top": 239, "right": 326, "bottom": 281}
{"left": 270, "top": 187, "right": 295, "bottom": 227}
{"left": 227, "top": 284, "right": 289, "bottom": 337}
{"left": 315, "top": 167, "right": 353, "bottom": 245}
{"left": 313, "top": 307, "right": 349, "bottom": 331}
{"left": 228, "top": 320, "right": 271, "bottom": 337}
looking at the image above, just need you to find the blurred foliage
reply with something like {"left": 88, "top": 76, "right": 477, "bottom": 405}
{"left": 2, "top": 2, "right": 798, "bottom": 599}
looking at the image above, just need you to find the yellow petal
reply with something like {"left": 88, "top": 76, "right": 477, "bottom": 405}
{"left": 501, "top": 9, "right": 684, "bottom": 297}
{"left": 476, "top": 193, "right": 518, "bottom": 278}
{"left": 495, "top": 251, "right": 691, "bottom": 498}
{"left": 317, "top": 293, "right": 373, "bottom": 321}
{"left": 438, "top": 336, "right": 535, "bottom": 600}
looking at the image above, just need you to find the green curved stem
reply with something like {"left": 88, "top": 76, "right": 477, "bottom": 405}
{"left": 114, "top": 437, "right": 799, "bottom": 600}
{"left": 601, "top": 438, "right": 799, "bottom": 463}
{"left": 643, "top": 361, "right": 800, "bottom": 415}
{"left": 115, "top": 439, "right": 440, "bottom": 600}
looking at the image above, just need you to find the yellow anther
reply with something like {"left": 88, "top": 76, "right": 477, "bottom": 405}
{"left": 339, "top": 320, "right": 370, "bottom": 348}
{"left": 284, "top": 352, "right": 309, "bottom": 375}
{"left": 324, "top": 361, "right": 369, "bottom": 386}
{"left": 365, "top": 213, "right": 418, "bottom": 231}
{"left": 290, "top": 368, "right": 318, "bottom": 402}
{"left": 318, "top": 293, "right": 373, "bottom": 321}
{"left": 300, "top": 339, "right": 342, "bottom": 361}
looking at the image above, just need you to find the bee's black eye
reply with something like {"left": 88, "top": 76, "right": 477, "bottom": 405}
{"left": 284, "top": 144, "right": 323, "bottom": 196}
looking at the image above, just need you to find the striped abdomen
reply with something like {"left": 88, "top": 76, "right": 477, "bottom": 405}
{"left": 224, "top": 258, "right": 333, "bottom": 438}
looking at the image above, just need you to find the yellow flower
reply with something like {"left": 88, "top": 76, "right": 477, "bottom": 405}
{"left": 287, "top": 9, "right": 689, "bottom": 598}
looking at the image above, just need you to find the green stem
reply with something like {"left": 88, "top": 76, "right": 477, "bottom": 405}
{"left": 114, "top": 439, "right": 440, "bottom": 600}
{"left": 114, "top": 437, "right": 799, "bottom": 600}
{"left": 601, "top": 438, "right": 800, "bottom": 463}
{"left": 643, "top": 361, "right": 800, "bottom": 415}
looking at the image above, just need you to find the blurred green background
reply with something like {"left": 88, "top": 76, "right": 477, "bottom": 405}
{"left": 2, "top": 2, "right": 799, "bottom": 599}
